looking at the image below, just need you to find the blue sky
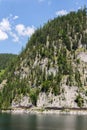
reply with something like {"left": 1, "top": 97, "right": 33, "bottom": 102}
{"left": 0, "top": 0, "right": 87, "bottom": 54}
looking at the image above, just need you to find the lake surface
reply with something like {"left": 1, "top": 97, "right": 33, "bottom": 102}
{"left": 0, "top": 113, "right": 87, "bottom": 130}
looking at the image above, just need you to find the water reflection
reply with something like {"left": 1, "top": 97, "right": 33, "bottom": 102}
{"left": 36, "top": 114, "right": 87, "bottom": 130}
{"left": 0, "top": 113, "right": 87, "bottom": 130}
{"left": 75, "top": 115, "right": 87, "bottom": 130}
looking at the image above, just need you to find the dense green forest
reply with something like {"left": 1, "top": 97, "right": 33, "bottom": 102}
{"left": 0, "top": 54, "right": 17, "bottom": 71}
{"left": 0, "top": 54, "right": 17, "bottom": 85}
{"left": 0, "top": 7, "right": 87, "bottom": 109}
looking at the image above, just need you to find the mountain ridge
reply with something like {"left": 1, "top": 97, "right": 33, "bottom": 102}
{"left": 0, "top": 7, "right": 87, "bottom": 110}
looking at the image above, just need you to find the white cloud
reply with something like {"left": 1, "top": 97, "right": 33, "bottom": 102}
{"left": 0, "top": 29, "right": 8, "bottom": 40}
{"left": 0, "top": 18, "right": 11, "bottom": 32}
{"left": 13, "top": 15, "right": 19, "bottom": 20}
{"left": 15, "top": 24, "right": 25, "bottom": 35}
{"left": 10, "top": 32, "right": 19, "bottom": 42}
{"left": 12, "top": 34, "right": 19, "bottom": 42}
{"left": 24, "top": 26, "right": 35, "bottom": 36}
{"left": 0, "top": 18, "right": 10, "bottom": 41}
{"left": 15, "top": 24, "right": 35, "bottom": 37}
{"left": 0, "top": 15, "right": 35, "bottom": 42}
{"left": 56, "top": 10, "right": 68, "bottom": 16}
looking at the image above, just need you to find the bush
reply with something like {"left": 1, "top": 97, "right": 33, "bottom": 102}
{"left": 75, "top": 94, "right": 84, "bottom": 107}
{"left": 29, "top": 88, "right": 39, "bottom": 106}
{"left": 75, "top": 70, "right": 82, "bottom": 87}
{"left": 41, "top": 80, "right": 51, "bottom": 92}
{"left": 52, "top": 85, "right": 60, "bottom": 96}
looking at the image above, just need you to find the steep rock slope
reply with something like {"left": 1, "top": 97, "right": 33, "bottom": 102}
{"left": 0, "top": 8, "right": 87, "bottom": 109}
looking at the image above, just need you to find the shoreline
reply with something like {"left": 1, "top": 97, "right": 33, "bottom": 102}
{"left": 1, "top": 107, "right": 87, "bottom": 115}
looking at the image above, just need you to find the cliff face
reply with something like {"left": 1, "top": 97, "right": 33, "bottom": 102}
{"left": 0, "top": 8, "right": 87, "bottom": 109}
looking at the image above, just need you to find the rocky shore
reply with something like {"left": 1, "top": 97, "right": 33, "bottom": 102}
{"left": 1, "top": 107, "right": 87, "bottom": 115}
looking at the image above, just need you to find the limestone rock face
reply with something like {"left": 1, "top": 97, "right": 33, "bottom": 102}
{"left": 77, "top": 52, "right": 87, "bottom": 63}
{"left": 37, "top": 85, "right": 78, "bottom": 108}
{"left": 12, "top": 96, "right": 32, "bottom": 108}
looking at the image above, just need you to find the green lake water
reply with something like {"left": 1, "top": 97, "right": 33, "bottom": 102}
{"left": 0, "top": 113, "right": 87, "bottom": 130}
